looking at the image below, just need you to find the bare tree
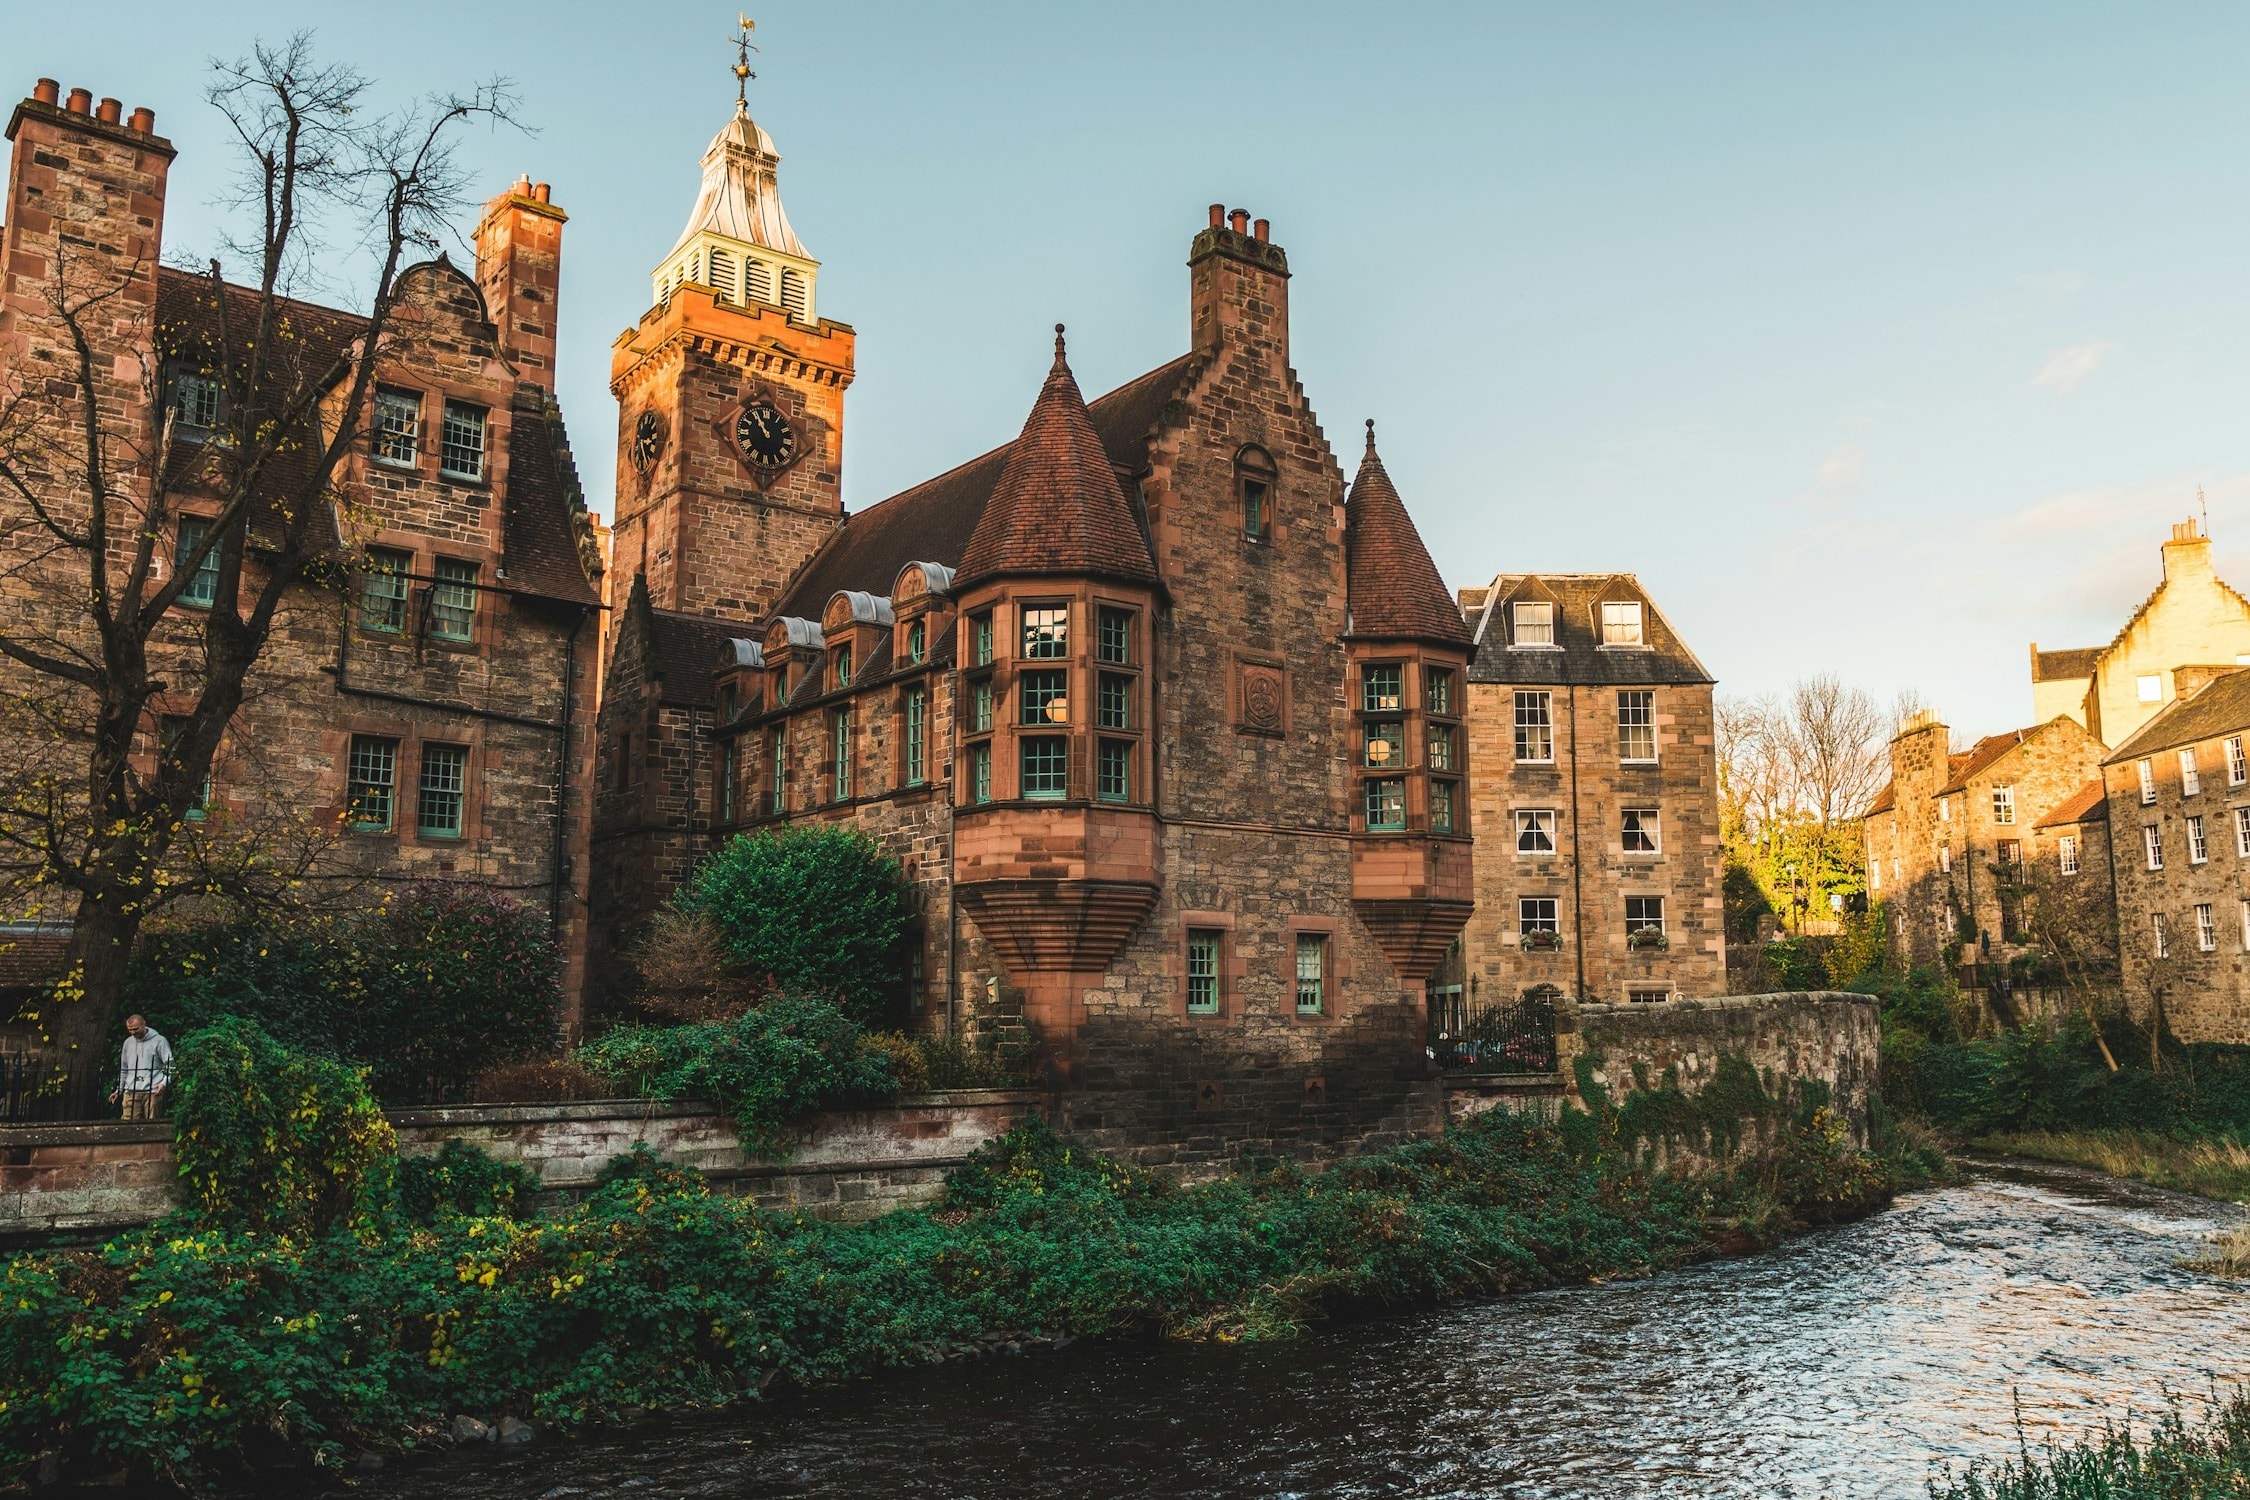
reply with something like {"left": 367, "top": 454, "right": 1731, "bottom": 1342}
{"left": 1783, "top": 673, "right": 1888, "bottom": 834}
{"left": 0, "top": 36, "right": 517, "bottom": 1061}
{"left": 2010, "top": 856, "right": 2120, "bottom": 1070}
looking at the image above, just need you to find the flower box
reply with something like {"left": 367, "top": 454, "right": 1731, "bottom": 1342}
{"left": 1519, "top": 929, "right": 1562, "bottom": 952}
{"left": 1627, "top": 926, "right": 1669, "bottom": 951}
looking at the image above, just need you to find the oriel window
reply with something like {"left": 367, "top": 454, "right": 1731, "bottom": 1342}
{"left": 969, "top": 743, "right": 993, "bottom": 804}
{"left": 1021, "top": 604, "right": 1068, "bottom": 660}
{"left": 1097, "top": 607, "right": 1134, "bottom": 665}
{"left": 1424, "top": 666, "right": 1454, "bottom": 717}
{"left": 1097, "top": 673, "right": 1132, "bottom": 730}
{"left": 1364, "top": 778, "right": 1405, "bottom": 831}
{"left": 972, "top": 613, "right": 995, "bottom": 666}
{"left": 1362, "top": 664, "right": 1403, "bottom": 713}
{"left": 1098, "top": 739, "right": 1132, "bottom": 803}
{"left": 1430, "top": 780, "right": 1456, "bottom": 835}
{"left": 1021, "top": 669, "right": 1069, "bottom": 724}
{"left": 1021, "top": 736, "right": 1068, "bottom": 799}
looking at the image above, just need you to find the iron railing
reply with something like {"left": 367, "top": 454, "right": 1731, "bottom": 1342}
{"left": 0, "top": 1051, "right": 110, "bottom": 1123}
{"left": 1428, "top": 991, "right": 1559, "bottom": 1074}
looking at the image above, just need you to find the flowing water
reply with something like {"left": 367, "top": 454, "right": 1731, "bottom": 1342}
{"left": 354, "top": 1159, "right": 2250, "bottom": 1499}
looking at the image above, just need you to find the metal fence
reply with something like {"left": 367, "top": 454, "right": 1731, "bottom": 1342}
{"left": 1427, "top": 991, "right": 1560, "bottom": 1075}
{"left": 0, "top": 1051, "right": 110, "bottom": 1123}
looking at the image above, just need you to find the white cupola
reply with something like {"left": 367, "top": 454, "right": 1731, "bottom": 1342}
{"left": 651, "top": 101, "right": 818, "bottom": 324}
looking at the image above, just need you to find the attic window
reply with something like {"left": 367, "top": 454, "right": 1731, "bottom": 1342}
{"left": 1512, "top": 601, "right": 1554, "bottom": 647}
{"left": 172, "top": 372, "right": 221, "bottom": 432}
{"left": 833, "top": 643, "right": 853, "bottom": 689}
{"left": 1600, "top": 601, "right": 1644, "bottom": 646}
{"left": 1236, "top": 446, "right": 1276, "bottom": 540}
{"left": 2138, "top": 674, "right": 2163, "bottom": 703}
{"left": 906, "top": 620, "right": 926, "bottom": 665}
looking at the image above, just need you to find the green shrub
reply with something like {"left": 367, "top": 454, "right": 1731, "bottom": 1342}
{"left": 384, "top": 1140, "right": 539, "bottom": 1224}
{"left": 171, "top": 1019, "right": 395, "bottom": 1239}
{"left": 1933, "top": 1387, "right": 2250, "bottom": 1498}
{"left": 685, "top": 826, "right": 914, "bottom": 1024}
{"left": 575, "top": 994, "right": 905, "bottom": 1156}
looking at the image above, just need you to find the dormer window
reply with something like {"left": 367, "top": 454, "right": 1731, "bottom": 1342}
{"left": 172, "top": 372, "right": 221, "bottom": 433}
{"left": 1512, "top": 601, "right": 1554, "bottom": 646}
{"left": 1601, "top": 601, "right": 1644, "bottom": 646}
{"left": 718, "top": 683, "right": 739, "bottom": 723}
{"left": 1237, "top": 446, "right": 1276, "bottom": 540}
{"left": 833, "top": 643, "right": 853, "bottom": 689}
{"left": 906, "top": 619, "right": 926, "bottom": 665}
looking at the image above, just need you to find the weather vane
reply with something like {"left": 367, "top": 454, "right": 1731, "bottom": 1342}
{"left": 732, "top": 14, "right": 759, "bottom": 107}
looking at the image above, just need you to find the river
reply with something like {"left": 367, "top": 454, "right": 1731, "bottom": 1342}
{"left": 351, "top": 1159, "right": 2250, "bottom": 1499}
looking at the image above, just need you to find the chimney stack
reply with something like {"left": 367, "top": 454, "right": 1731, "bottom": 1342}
{"left": 1189, "top": 204, "right": 1291, "bottom": 360}
{"left": 474, "top": 177, "right": 569, "bottom": 390}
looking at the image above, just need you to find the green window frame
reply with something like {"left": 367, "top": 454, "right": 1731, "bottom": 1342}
{"left": 1362, "top": 663, "right": 1403, "bottom": 713}
{"left": 1363, "top": 719, "right": 1404, "bottom": 769}
{"left": 176, "top": 517, "right": 220, "bottom": 608}
{"left": 831, "top": 709, "right": 853, "bottom": 802}
{"left": 1425, "top": 666, "right": 1454, "bottom": 717}
{"left": 906, "top": 619, "right": 926, "bottom": 665}
{"left": 1097, "top": 607, "right": 1133, "bottom": 665}
{"left": 834, "top": 643, "right": 853, "bottom": 689}
{"left": 417, "top": 742, "right": 468, "bottom": 838}
{"left": 1021, "top": 604, "right": 1068, "bottom": 660}
{"left": 904, "top": 688, "right": 928, "bottom": 786}
{"left": 438, "top": 399, "right": 486, "bottom": 481}
{"left": 347, "top": 735, "right": 398, "bottom": 832}
{"left": 1098, "top": 739, "right": 1132, "bottom": 803}
{"left": 1020, "top": 669, "right": 1068, "bottom": 725}
{"left": 972, "top": 613, "right": 994, "bottom": 666}
{"left": 770, "top": 729, "right": 787, "bottom": 814}
{"left": 969, "top": 743, "right": 992, "bottom": 804}
{"left": 1021, "top": 736, "right": 1068, "bottom": 800}
{"left": 172, "top": 371, "right": 221, "bottom": 431}
{"left": 1364, "top": 777, "right": 1405, "bottom": 831}
{"left": 970, "top": 678, "right": 995, "bottom": 733}
{"left": 1186, "top": 929, "right": 1221, "bottom": 1015}
{"left": 717, "top": 743, "right": 737, "bottom": 824}
{"left": 362, "top": 549, "right": 410, "bottom": 633}
{"left": 1295, "top": 933, "right": 1326, "bottom": 1015}
{"left": 1431, "top": 779, "right": 1456, "bottom": 835}
{"left": 1097, "top": 673, "right": 1131, "bottom": 731}
{"left": 431, "top": 557, "right": 477, "bottom": 642}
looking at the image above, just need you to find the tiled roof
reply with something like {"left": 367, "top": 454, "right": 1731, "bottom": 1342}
{"left": 2036, "top": 778, "right": 2109, "bottom": 828}
{"left": 2031, "top": 646, "right": 2100, "bottom": 683}
{"left": 772, "top": 352, "right": 1196, "bottom": 618}
{"left": 1465, "top": 573, "right": 1714, "bottom": 686}
{"left": 954, "top": 329, "right": 1160, "bottom": 590}
{"left": 1937, "top": 728, "right": 2034, "bottom": 796}
{"left": 648, "top": 608, "right": 741, "bottom": 709}
{"left": 2104, "top": 667, "right": 2250, "bottom": 764}
{"left": 1344, "top": 425, "right": 1472, "bottom": 646}
{"left": 0, "top": 928, "right": 69, "bottom": 990}
{"left": 502, "top": 391, "right": 601, "bottom": 607}
{"left": 1864, "top": 783, "right": 1896, "bottom": 817}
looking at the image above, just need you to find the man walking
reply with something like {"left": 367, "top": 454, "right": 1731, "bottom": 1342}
{"left": 110, "top": 1015, "right": 172, "bottom": 1121}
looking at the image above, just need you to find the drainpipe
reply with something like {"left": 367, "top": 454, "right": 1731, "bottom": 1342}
{"left": 1569, "top": 683, "right": 1587, "bottom": 1002}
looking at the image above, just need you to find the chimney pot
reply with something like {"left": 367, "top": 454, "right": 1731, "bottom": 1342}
{"left": 65, "top": 87, "right": 91, "bottom": 114}
{"left": 95, "top": 97, "right": 120, "bottom": 124}
{"left": 1252, "top": 217, "right": 1270, "bottom": 242}
{"left": 533, "top": 182, "right": 551, "bottom": 203}
{"left": 33, "top": 79, "right": 59, "bottom": 105}
{"left": 1207, "top": 203, "right": 1225, "bottom": 228}
{"left": 128, "top": 106, "right": 154, "bottom": 133}
{"left": 1229, "top": 209, "right": 1249, "bottom": 234}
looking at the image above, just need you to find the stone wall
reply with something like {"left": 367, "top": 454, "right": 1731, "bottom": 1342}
{"left": 0, "top": 1089, "right": 1044, "bottom": 1245}
{"left": 1572, "top": 991, "right": 1880, "bottom": 1164}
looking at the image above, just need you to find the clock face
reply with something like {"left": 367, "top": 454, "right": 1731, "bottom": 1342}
{"left": 630, "top": 410, "right": 665, "bottom": 475}
{"left": 733, "top": 401, "right": 797, "bottom": 470}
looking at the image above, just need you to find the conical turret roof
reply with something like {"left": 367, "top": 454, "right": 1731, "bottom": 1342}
{"left": 956, "top": 327, "right": 1160, "bottom": 588}
{"left": 1345, "top": 422, "right": 1472, "bottom": 645}
{"left": 667, "top": 102, "right": 807, "bottom": 260}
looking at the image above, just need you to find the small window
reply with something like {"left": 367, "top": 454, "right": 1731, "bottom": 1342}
{"left": 904, "top": 688, "right": 928, "bottom": 787}
{"left": 1991, "top": 786, "right": 2015, "bottom": 825}
{"left": 1622, "top": 807, "right": 1659, "bottom": 853}
{"left": 906, "top": 619, "right": 926, "bottom": 665}
{"left": 1868, "top": 855, "right": 1882, "bottom": 891}
{"left": 1362, "top": 664, "right": 1404, "bottom": 713}
{"left": 1514, "top": 691, "right": 1554, "bottom": 762}
{"left": 747, "top": 258, "right": 775, "bottom": 304}
{"left": 831, "top": 709, "right": 853, "bottom": 802}
{"left": 2179, "top": 749, "right": 2201, "bottom": 796}
{"left": 1186, "top": 929, "right": 1222, "bottom": 1015}
{"left": 1512, "top": 601, "right": 1555, "bottom": 647}
{"left": 1021, "top": 736, "right": 1068, "bottom": 799}
{"left": 972, "top": 613, "right": 995, "bottom": 666}
{"left": 2138, "top": 674, "right": 2163, "bottom": 704}
{"left": 1237, "top": 446, "right": 1275, "bottom": 540}
{"left": 1618, "top": 690, "right": 1656, "bottom": 762}
{"left": 430, "top": 558, "right": 477, "bottom": 642}
{"left": 362, "top": 549, "right": 411, "bottom": 633}
{"left": 1430, "top": 779, "right": 1456, "bottom": 834}
{"left": 373, "top": 387, "right": 420, "bottom": 465}
{"left": 717, "top": 744, "right": 738, "bottom": 824}
{"left": 770, "top": 729, "right": 787, "bottom": 813}
{"left": 1294, "top": 932, "right": 1326, "bottom": 1015}
{"left": 1363, "top": 719, "right": 1404, "bottom": 769}
{"left": 1363, "top": 778, "right": 1405, "bottom": 830}
{"left": 2188, "top": 814, "right": 2208, "bottom": 864}
{"left": 2229, "top": 736, "right": 2246, "bottom": 786}
{"left": 1601, "top": 601, "right": 1644, "bottom": 646}
{"left": 2235, "top": 806, "right": 2250, "bottom": 857}
{"left": 1097, "top": 607, "right": 1134, "bottom": 665}
{"left": 1515, "top": 809, "right": 1556, "bottom": 854}
{"left": 1518, "top": 897, "right": 1559, "bottom": 936}
{"left": 173, "top": 372, "right": 221, "bottom": 432}
{"left": 969, "top": 742, "right": 993, "bottom": 804}
{"left": 1940, "top": 843, "right": 1952, "bottom": 873}
{"left": 417, "top": 743, "right": 468, "bottom": 838}
{"left": 1627, "top": 988, "right": 1670, "bottom": 1005}
{"left": 347, "top": 735, "right": 399, "bottom": 832}
{"left": 1020, "top": 669, "right": 1068, "bottom": 725}
{"left": 1427, "top": 723, "right": 1455, "bottom": 771}
{"left": 1425, "top": 667, "right": 1455, "bottom": 717}
{"left": 1626, "top": 895, "right": 1666, "bottom": 937}
{"left": 1997, "top": 837, "right": 2021, "bottom": 867}
{"left": 176, "top": 517, "right": 220, "bottom": 608}
{"left": 2059, "top": 834, "right": 2079, "bottom": 875}
{"left": 2137, "top": 759, "right": 2157, "bottom": 804}
{"left": 969, "top": 679, "right": 995, "bottom": 734}
{"left": 2154, "top": 911, "right": 2169, "bottom": 958}
{"left": 1097, "top": 673, "right": 1132, "bottom": 731}
{"left": 1940, "top": 798, "right": 1951, "bottom": 823}
{"left": 1021, "top": 604, "right": 1068, "bottom": 660}
{"left": 2241, "top": 899, "right": 2250, "bottom": 951}
{"left": 438, "top": 401, "right": 487, "bottom": 480}
{"left": 718, "top": 684, "right": 738, "bottom": 725}
{"left": 2144, "top": 824, "right": 2164, "bottom": 871}
{"left": 2198, "top": 903, "right": 2218, "bottom": 952}
{"left": 1098, "top": 739, "right": 1132, "bottom": 803}
{"left": 159, "top": 716, "right": 210, "bottom": 819}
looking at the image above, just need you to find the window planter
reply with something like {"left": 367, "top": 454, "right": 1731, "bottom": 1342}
{"left": 1627, "top": 926, "right": 1669, "bottom": 951}
{"left": 1519, "top": 929, "right": 1562, "bottom": 953}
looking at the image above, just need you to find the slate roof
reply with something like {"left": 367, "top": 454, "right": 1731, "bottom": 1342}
{"left": 1465, "top": 573, "right": 1714, "bottom": 686}
{"left": 2031, "top": 646, "right": 2100, "bottom": 683}
{"left": 772, "top": 352, "right": 1197, "bottom": 619}
{"left": 1864, "top": 784, "right": 1896, "bottom": 818}
{"left": 1344, "top": 425, "right": 1472, "bottom": 645}
{"left": 2105, "top": 668, "right": 2250, "bottom": 764}
{"left": 648, "top": 607, "right": 742, "bottom": 709}
{"left": 2036, "top": 778, "right": 2109, "bottom": 829}
{"left": 501, "top": 392, "right": 601, "bottom": 606}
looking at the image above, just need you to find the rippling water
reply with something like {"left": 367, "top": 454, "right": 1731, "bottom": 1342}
{"left": 353, "top": 1160, "right": 2250, "bottom": 1500}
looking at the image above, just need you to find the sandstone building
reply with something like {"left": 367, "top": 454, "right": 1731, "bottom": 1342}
{"left": 1441, "top": 575, "right": 1725, "bottom": 1025}
{"left": 589, "top": 101, "right": 1474, "bottom": 1164}
{"left": 0, "top": 80, "right": 606, "bottom": 1025}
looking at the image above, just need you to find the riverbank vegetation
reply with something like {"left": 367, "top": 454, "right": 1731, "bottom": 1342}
{"left": 1931, "top": 1388, "right": 2250, "bottom": 1498}
{"left": 0, "top": 1023, "right": 1894, "bottom": 1489}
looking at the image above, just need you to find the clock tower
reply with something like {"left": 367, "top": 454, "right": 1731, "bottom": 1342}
{"left": 609, "top": 85, "right": 853, "bottom": 624}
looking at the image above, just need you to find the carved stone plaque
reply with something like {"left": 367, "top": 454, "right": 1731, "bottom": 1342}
{"left": 1235, "top": 659, "right": 1288, "bottom": 738}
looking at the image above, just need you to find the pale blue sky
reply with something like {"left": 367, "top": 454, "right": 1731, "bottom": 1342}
{"left": 17, "top": 2, "right": 2250, "bottom": 737}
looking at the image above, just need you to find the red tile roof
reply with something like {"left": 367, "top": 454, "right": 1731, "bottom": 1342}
{"left": 1864, "top": 783, "right": 1896, "bottom": 817}
{"left": 2036, "top": 778, "right": 2109, "bottom": 828}
{"left": 1344, "top": 424, "right": 1472, "bottom": 646}
{"left": 1937, "top": 730, "right": 2035, "bottom": 796}
{"left": 953, "top": 328, "right": 1159, "bottom": 590}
